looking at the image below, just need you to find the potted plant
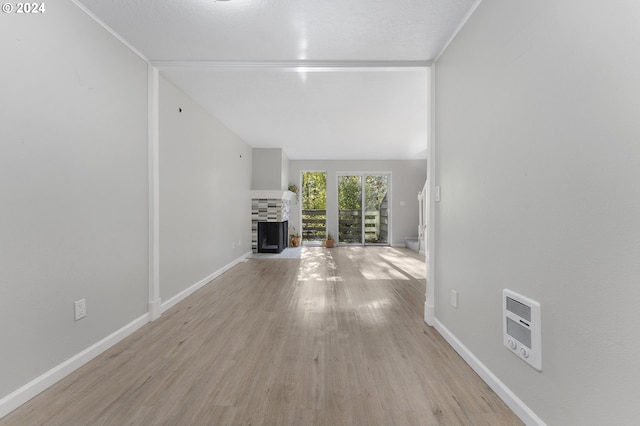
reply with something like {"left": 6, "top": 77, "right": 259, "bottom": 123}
{"left": 288, "top": 184, "right": 299, "bottom": 202}
{"left": 325, "top": 232, "right": 335, "bottom": 248}
{"left": 289, "top": 226, "right": 301, "bottom": 247}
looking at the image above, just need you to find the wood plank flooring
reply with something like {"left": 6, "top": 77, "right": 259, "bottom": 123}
{"left": 1, "top": 247, "right": 522, "bottom": 425}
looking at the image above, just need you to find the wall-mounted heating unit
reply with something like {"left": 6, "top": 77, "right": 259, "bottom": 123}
{"left": 503, "top": 289, "right": 542, "bottom": 371}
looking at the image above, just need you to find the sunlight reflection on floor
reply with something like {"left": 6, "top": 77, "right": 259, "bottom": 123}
{"left": 293, "top": 246, "right": 426, "bottom": 325}
{"left": 297, "top": 246, "right": 425, "bottom": 281}
{"left": 378, "top": 248, "right": 427, "bottom": 280}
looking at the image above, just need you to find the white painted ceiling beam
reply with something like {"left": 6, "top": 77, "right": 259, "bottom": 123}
{"left": 152, "top": 60, "right": 432, "bottom": 71}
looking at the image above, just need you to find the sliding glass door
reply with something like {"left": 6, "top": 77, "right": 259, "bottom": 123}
{"left": 338, "top": 175, "right": 362, "bottom": 244}
{"left": 337, "top": 174, "right": 389, "bottom": 245}
{"left": 364, "top": 175, "right": 389, "bottom": 244}
{"left": 301, "top": 171, "right": 327, "bottom": 244}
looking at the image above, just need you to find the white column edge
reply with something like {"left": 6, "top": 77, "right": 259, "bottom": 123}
{"left": 148, "top": 64, "right": 161, "bottom": 321}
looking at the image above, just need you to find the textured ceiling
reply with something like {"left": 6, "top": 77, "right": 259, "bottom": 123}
{"left": 76, "top": 0, "right": 477, "bottom": 159}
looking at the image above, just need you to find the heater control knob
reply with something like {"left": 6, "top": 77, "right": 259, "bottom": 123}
{"left": 520, "top": 347, "right": 530, "bottom": 358}
{"left": 507, "top": 338, "right": 517, "bottom": 350}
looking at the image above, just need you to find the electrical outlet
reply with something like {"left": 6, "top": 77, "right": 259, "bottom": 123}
{"left": 450, "top": 289, "right": 458, "bottom": 308}
{"left": 74, "top": 299, "right": 86, "bottom": 320}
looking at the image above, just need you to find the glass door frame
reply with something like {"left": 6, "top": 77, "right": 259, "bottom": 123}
{"left": 336, "top": 172, "right": 392, "bottom": 246}
{"left": 300, "top": 170, "right": 328, "bottom": 246}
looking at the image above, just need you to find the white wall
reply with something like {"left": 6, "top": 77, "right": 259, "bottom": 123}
{"left": 434, "top": 1, "right": 640, "bottom": 424}
{"left": 281, "top": 150, "right": 290, "bottom": 191}
{"left": 0, "top": 0, "right": 148, "bottom": 400}
{"left": 251, "top": 148, "right": 284, "bottom": 190}
{"left": 289, "top": 160, "right": 427, "bottom": 246}
{"left": 159, "top": 76, "right": 253, "bottom": 302}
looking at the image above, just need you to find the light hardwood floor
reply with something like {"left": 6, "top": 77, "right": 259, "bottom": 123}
{"left": 1, "top": 247, "right": 522, "bottom": 425}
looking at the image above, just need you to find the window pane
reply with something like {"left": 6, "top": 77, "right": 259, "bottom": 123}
{"left": 365, "top": 175, "right": 389, "bottom": 244}
{"left": 338, "top": 175, "right": 362, "bottom": 244}
{"left": 301, "top": 171, "right": 327, "bottom": 242}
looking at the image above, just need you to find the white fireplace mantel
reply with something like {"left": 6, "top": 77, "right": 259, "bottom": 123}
{"left": 250, "top": 190, "right": 295, "bottom": 201}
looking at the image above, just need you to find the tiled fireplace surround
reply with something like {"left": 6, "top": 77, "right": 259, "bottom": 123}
{"left": 250, "top": 191, "right": 294, "bottom": 253}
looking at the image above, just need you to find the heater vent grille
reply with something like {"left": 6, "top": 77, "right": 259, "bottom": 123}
{"left": 503, "top": 289, "right": 541, "bottom": 371}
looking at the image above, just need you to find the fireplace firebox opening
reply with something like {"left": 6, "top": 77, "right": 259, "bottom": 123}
{"left": 257, "top": 220, "right": 288, "bottom": 253}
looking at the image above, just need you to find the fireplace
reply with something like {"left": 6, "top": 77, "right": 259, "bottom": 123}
{"left": 250, "top": 190, "right": 295, "bottom": 253}
{"left": 257, "top": 220, "right": 288, "bottom": 253}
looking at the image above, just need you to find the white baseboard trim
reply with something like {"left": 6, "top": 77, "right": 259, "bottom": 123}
{"left": 0, "top": 313, "right": 149, "bottom": 419}
{"left": 432, "top": 318, "right": 546, "bottom": 426}
{"left": 161, "top": 251, "right": 252, "bottom": 313}
{"left": 148, "top": 298, "right": 162, "bottom": 321}
{"left": 424, "top": 300, "right": 435, "bottom": 326}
